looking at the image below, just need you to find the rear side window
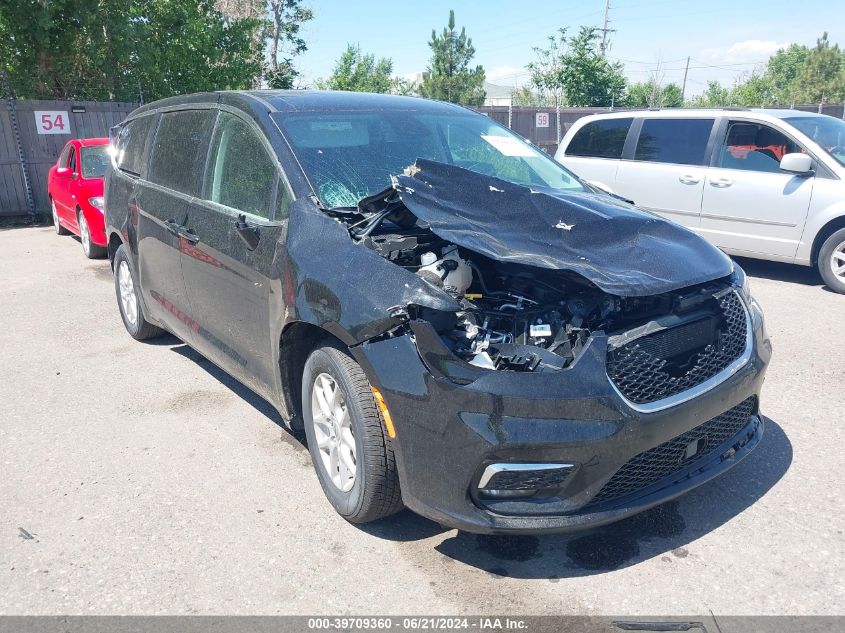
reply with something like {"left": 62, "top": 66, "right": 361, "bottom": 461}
{"left": 116, "top": 115, "right": 155, "bottom": 176}
{"left": 634, "top": 118, "right": 715, "bottom": 165}
{"left": 149, "top": 110, "right": 216, "bottom": 196}
{"left": 565, "top": 118, "right": 633, "bottom": 159}
{"left": 718, "top": 121, "right": 802, "bottom": 173}
{"left": 204, "top": 113, "right": 279, "bottom": 218}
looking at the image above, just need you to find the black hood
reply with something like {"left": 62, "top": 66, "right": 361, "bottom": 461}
{"left": 393, "top": 159, "right": 733, "bottom": 297}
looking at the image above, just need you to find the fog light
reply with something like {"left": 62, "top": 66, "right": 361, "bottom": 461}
{"left": 478, "top": 463, "right": 574, "bottom": 496}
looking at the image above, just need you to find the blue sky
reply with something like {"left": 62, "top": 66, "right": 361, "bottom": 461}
{"left": 295, "top": 0, "right": 843, "bottom": 96}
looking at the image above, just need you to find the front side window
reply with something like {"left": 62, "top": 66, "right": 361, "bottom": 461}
{"left": 785, "top": 115, "right": 845, "bottom": 168}
{"left": 149, "top": 110, "right": 216, "bottom": 196}
{"left": 718, "top": 121, "right": 802, "bottom": 174}
{"left": 634, "top": 118, "right": 715, "bottom": 165}
{"left": 68, "top": 146, "right": 77, "bottom": 175}
{"left": 205, "top": 113, "right": 279, "bottom": 219}
{"left": 116, "top": 115, "right": 155, "bottom": 176}
{"left": 80, "top": 146, "right": 109, "bottom": 179}
{"left": 274, "top": 110, "right": 585, "bottom": 209}
{"left": 565, "top": 118, "right": 633, "bottom": 159}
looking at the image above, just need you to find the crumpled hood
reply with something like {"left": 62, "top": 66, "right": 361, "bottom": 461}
{"left": 394, "top": 159, "right": 733, "bottom": 297}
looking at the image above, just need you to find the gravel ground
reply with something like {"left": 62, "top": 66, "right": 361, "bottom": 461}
{"left": 1, "top": 225, "right": 843, "bottom": 615}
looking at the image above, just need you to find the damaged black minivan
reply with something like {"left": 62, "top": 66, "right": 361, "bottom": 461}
{"left": 105, "top": 91, "right": 771, "bottom": 533}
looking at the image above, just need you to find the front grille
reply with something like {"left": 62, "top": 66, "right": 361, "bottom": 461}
{"left": 607, "top": 291, "right": 748, "bottom": 405}
{"left": 589, "top": 397, "right": 757, "bottom": 506}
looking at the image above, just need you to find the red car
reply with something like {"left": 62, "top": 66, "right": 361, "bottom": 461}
{"left": 48, "top": 138, "right": 110, "bottom": 258}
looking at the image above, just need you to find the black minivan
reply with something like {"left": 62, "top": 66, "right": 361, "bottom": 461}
{"left": 105, "top": 90, "right": 771, "bottom": 534}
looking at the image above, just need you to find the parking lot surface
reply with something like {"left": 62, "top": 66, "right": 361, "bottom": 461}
{"left": 1, "top": 225, "right": 843, "bottom": 615}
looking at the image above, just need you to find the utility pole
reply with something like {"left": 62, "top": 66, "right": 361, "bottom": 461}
{"left": 599, "top": 0, "right": 615, "bottom": 57}
{"left": 680, "top": 56, "right": 690, "bottom": 103}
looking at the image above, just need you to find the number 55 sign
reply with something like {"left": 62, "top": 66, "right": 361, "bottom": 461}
{"left": 34, "top": 111, "right": 70, "bottom": 135}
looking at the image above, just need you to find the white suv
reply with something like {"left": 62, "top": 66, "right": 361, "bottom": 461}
{"left": 555, "top": 109, "right": 845, "bottom": 293}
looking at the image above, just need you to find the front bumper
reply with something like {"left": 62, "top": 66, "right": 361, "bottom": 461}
{"left": 351, "top": 299, "right": 771, "bottom": 534}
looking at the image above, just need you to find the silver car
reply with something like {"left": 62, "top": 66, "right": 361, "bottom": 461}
{"left": 556, "top": 109, "right": 845, "bottom": 293}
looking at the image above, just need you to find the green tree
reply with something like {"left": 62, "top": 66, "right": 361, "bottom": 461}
{"left": 626, "top": 79, "right": 683, "bottom": 108}
{"left": 688, "top": 80, "right": 732, "bottom": 107}
{"left": 528, "top": 27, "right": 626, "bottom": 108}
{"left": 0, "top": 0, "right": 265, "bottom": 101}
{"left": 511, "top": 86, "right": 555, "bottom": 107}
{"left": 418, "top": 10, "right": 485, "bottom": 105}
{"left": 765, "top": 43, "right": 810, "bottom": 104}
{"left": 317, "top": 45, "right": 394, "bottom": 93}
{"left": 792, "top": 33, "right": 845, "bottom": 103}
{"left": 730, "top": 72, "right": 777, "bottom": 106}
{"left": 266, "top": 0, "right": 313, "bottom": 89}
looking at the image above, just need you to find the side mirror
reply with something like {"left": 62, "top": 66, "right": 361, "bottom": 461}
{"left": 780, "top": 153, "right": 814, "bottom": 176}
{"left": 55, "top": 167, "right": 72, "bottom": 178}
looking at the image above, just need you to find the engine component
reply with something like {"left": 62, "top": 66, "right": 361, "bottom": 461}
{"left": 417, "top": 245, "right": 474, "bottom": 294}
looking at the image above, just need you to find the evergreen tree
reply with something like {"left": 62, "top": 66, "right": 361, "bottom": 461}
{"left": 418, "top": 10, "right": 485, "bottom": 105}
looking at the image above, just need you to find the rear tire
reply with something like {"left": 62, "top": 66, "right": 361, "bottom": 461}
{"left": 52, "top": 200, "right": 69, "bottom": 235}
{"left": 818, "top": 228, "right": 845, "bottom": 294}
{"left": 113, "top": 244, "right": 165, "bottom": 340}
{"left": 79, "top": 210, "right": 106, "bottom": 259}
{"left": 302, "top": 345, "right": 403, "bottom": 524}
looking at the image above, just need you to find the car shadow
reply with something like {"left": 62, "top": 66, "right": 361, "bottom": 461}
{"left": 734, "top": 256, "right": 823, "bottom": 287}
{"left": 166, "top": 341, "right": 293, "bottom": 435}
{"left": 157, "top": 337, "right": 791, "bottom": 577}
{"left": 364, "top": 417, "right": 791, "bottom": 578}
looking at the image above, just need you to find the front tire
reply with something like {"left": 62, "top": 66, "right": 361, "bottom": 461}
{"left": 52, "top": 200, "right": 69, "bottom": 235}
{"left": 818, "top": 228, "right": 845, "bottom": 294}
{"left": 78, "top": 210, "right": 106, "bottom": 259}
{"left": 302, "top": 345, "right": 403, "bottom": 524}
{"left": 113, "top": 244, "right": 165, "bottom": 340}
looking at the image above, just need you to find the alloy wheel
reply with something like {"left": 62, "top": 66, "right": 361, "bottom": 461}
{"left": 832, "top": 240, "right": 845, "bottom": 283}
{"left": 310, "top": 372, "right": 356, "bottom": 492}
{"left": 117, "top": 260, "right": 138, "bottom": 327}
{"left": 52, "top": 202, "right": 60, "bottom": 230}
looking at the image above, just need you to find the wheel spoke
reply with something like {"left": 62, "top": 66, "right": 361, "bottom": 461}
{"left": 339, "top": 444, "right": 356, "bottom": 475}
{"left": 314, "top": 382, "right": 333, "bottom": 419}
{"left": 340, "top": 427, "right": 355, "bottom": 452}
{"left": 329, "top": 445, "right": 341, "bottom": 485}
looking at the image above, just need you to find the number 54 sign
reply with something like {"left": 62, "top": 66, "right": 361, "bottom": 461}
{"left": 34, "top": 111, "right": 70, "bottom": 135}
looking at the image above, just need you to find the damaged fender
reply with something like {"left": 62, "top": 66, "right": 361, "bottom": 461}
{"left": 285, "top": 197, "right": 461, "bottom": 344}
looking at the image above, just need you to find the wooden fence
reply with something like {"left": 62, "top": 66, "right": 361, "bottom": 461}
{"left": 0, "top": 99, "right": 136, "bottom": 217}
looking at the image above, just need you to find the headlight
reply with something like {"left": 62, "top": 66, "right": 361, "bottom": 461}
{"left": 88, "top": 196, "right": 105, "bottom": 212}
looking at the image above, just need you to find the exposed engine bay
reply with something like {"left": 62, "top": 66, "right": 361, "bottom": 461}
{"left": 333, "top": 186, "right": 738, "bottom": 374}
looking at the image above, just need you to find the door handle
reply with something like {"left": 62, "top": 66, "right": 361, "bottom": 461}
{"left": 164, "top": 219, "right": 181, "bottom": 235}
{"left": 709, "top": 178, "right": 733, "bottom": 188}
{"left": 177, "top": 227, "right": 200, "bottom": 244}
{"left": 678, "top": 175, "right": 700, "bottom": 185}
